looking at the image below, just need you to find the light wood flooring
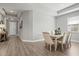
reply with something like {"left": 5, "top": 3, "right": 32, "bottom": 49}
{"left": 0, "top": 37, "right": 79, "bottom": 56}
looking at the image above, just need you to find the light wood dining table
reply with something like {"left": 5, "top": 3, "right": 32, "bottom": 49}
{"left": 50, "top": 34, "right": 64, "bottom": 51}
{"left": 51, "top": 35, "right": 63, "bottom": 40}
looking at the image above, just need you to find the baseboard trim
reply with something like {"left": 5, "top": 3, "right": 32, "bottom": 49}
{"left": 71, "top": 40, "right": 79, "bottom": 43}
{"left": 22, "top": 39, "right": 44, "bottom": 42}
{"left": 22, "top": 39, "right": 79, "bottom": 43}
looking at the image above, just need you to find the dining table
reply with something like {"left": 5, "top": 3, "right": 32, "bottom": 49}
{"left": 51, "top": 34, "right": 63, "bottom": 39}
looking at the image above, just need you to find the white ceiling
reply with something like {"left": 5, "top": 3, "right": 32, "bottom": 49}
{"left": 40, "top": 3, "right": 74, "bottom": 11}
{"left": 0, "top": 3, "right": 74, "bottom": 11}
{"left": 0, "top": 3, "right": 74, "bottom": 16}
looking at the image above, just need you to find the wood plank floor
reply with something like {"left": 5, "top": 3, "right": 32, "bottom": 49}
{"left": 23, "top": 41, "right": 79, "bottom": 56}
{"left": 0, "top": 37, "right": 79, "bottom": 56}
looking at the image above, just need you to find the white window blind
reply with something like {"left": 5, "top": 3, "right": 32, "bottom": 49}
{"left": 67, "top": 16, "right": 79, "bottom": 32}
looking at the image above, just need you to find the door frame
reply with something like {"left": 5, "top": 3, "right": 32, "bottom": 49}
{"left": 6, "top": 20, "right": 18, "bottom": 36}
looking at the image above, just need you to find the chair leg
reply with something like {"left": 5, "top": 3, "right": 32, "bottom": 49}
{"left": 55, "top": 42, "right": 57, "bottom": 51}
{"left": 45, "top": 43, "right": 47, "bottom": 48}
{"left": 50, "top": 44, "right": 51, "bottom": 52}
{"left": 68, "top": 43, "right": 71, "bottom": 48}
{"left": 70, "top": 41, "right": 71, "bottom": 47}
{"left": 47, "top": 44, "right": 48, "bottom": 49}
{"left": 61, "top": 44, "right": 64, "bottom": 51}
{"left": 66, "top": 44, "right": 68, "bottom": 48}
{"left": 68, "top": 41, "right": 71, "bottom": 48}
{"left": 55, "top": 38, "right": 57, "bottom": 51}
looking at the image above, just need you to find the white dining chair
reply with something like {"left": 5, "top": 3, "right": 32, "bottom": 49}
{"left": 42, "top": 32, "right": 57, "bottom": 52}
{"left": 57, "top": 32, "right": 69, "bottom": 50}
{"left": 67, "top": 32, "right": 72, "bottom": 48}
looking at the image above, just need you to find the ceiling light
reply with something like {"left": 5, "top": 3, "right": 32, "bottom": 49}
{"left": 10, "top": 10, "right": 15, "bottom": 13}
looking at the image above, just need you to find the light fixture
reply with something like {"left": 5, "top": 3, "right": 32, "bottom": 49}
{"left": 10, "top": 10, "right": 15, "bottom": 13}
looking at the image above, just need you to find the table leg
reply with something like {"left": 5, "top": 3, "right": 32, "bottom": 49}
{"left": 55, "top": 38, "right": 57, "bottom": 51}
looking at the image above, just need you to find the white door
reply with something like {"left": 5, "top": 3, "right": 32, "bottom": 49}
{"left": 9, "top": 22, "right": 17, "bottom": 36}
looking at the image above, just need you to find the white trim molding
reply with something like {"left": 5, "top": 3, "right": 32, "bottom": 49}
{"left": 57, "top": 7, "right": 79, "bottom": 16}
{"left": 22, "top": 39, "right": 79, "bottom": 43}
{"left": 22, "top": 39, "right": 44, "bottom": 42}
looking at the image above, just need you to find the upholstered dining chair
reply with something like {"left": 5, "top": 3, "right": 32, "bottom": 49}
{"left": 57, "top": 32, "right": 69, "bottom": 50}
{"left": 67, "top": 32, "right": 72, "bottom": 48}
{"left": 42, "top": 32, "right": 57, "bottom": 52}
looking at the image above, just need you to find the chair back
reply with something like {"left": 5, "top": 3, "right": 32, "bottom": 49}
{"left": 62, "top": 32, "right": 69, "bottom": 43}
{"left": 42, "top": 32, "right": 53, "bottom": 44}
{"left": 67, "top": 32, "right": 72, "bottom": 44}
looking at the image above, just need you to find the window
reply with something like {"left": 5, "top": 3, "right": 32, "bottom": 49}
{"left": 67, "top": 16, "right": 79, "bottom": 32}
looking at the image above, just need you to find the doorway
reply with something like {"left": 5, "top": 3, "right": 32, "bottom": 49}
{"left": 7, "top": 21, "right": 18, "bottom": 36}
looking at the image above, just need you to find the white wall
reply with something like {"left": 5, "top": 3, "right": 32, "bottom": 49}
{"left": 55, "top": 15, "right": 67, "bottom": 32}
{"left": 33, "top": 9, "right": 55, "bottom": 40}
{"left": 19, "top": 4, "right": 55, "bottom": 41}
{"left": 19, "top": 10, "right": 33, "bottom": 41}
{"left": 20, "top": 10, "right": 55, "bottom": 41}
